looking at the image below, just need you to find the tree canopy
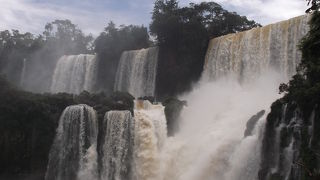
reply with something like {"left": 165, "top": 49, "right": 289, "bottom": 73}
{"left": 150, "top": 0, "right": 260, "bottom": 97}
{"left": 279, "top": 11, "right": 320, "bottom": 113}
{"left": 94, "top": 22, "right": 151, "bottom": 94}
{"left": 43, "top": 19, "right": 93, "bottom": 55}
{"left": 0, "top": 20, "right": 94, "bottom": 92}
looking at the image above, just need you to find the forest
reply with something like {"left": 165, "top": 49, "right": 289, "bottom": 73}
{"left": 1, "top": 0, "right": 320, "bottom": 180}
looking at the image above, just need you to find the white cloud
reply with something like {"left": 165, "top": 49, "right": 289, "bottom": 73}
{"left": 0, "top": 0, "right": 150, "bottom": 36}
{"left": 0, "top": 0, "right": 309, "bottom": 37}
{"left": 181, "top": 0, "right": 307, "bottom": 25}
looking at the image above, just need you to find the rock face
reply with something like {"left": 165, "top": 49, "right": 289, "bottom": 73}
{"left": 163, "top": 98, "right": 187, "bottom": 136}
{"left": 244, "top": 110, "right": 265, "bottom": 137}
{"left": 259, "top": 101, "right": 320, "bottom": 180}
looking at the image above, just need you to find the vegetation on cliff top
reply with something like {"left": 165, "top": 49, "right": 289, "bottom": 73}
{"left": 0, "top": 76, "right": 134, "bottom": 178}
{"left": 279, "top": 11, "right": 320, "bottom": 115}
{"left": 150, "top": 0, "right": 260, "bottom": 97}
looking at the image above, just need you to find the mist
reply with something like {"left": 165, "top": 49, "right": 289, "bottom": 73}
{"left": 155, "top": 71, "right": 283, "bottom": 180}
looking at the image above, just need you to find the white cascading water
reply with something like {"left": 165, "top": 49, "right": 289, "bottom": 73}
{"left": 203, "top": 15, "right": 309, "bottom": 83}
{"left": 155, "top": 75, "right": 281, "bottom": 180}
{"left": 133, "top": 100, "right": 167, "bottom": 180}
{"left": 114, "top": 47, "right": 159, "bottom": 97}
{"left": 141, "top": 15, "right": 308, "bottom": 180}
{"left": 45, "top": 15, "right": 309, "bottom": 180}
{"left": 20, "top": 58, "right": 27, "bottom": 86}
{"left": 99, "top": 110, "right": 135, "bottom": 180}
{"left": 50, "top": 54, "right": 97, "bottom": 94}
{"left": 45, "top": 104, "right": 98, "bottom": 180}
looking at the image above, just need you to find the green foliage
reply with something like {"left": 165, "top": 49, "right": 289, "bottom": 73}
{"left": 0, "top": 20, "right": 93, "bottom": 91}
{"left": 150, "top": 0, "right": 260, "bottom": 97}
{"left": 0, "top": 78, "right": 73, "bottom": 177}
{"left": 43, "top": 19, "right": 93, "bottom": 55}
{"left": 0, "top": 76, "right": 134, "bottom": 178}
{"left": 268, "top": 12, "right": 320, "bottom": 179}
{"left": 281, "top": 12, "right": 320, "bottom": 113}
{"left": 94, "top": 22, "right": 151, "bottom": 93}
{"left": 0, "top": 30, "right": 43, "bottom": 83}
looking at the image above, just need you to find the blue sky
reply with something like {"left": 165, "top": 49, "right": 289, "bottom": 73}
{"left": 0, "top": 0, "right": 308, "bottom": 36}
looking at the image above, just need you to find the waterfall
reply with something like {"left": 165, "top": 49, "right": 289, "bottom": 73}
{"left": 114, "top": 47, "right": 159, "bottom": 97}
{"left": 50, "top": 54, "right": 97, "bottom": 94}
{"left": 20, "top": 58, "right": 27, "bottom": 86}
{"left": 44, "top": 15, "right": 310, "bottom": 180}
{"left": 151, "top": 16, "right": 309, "bottom": 180}
{"left": 203, "top": 15, "right": 309, "bottom": 82}
{"left": 155, "top": 76, "right": 281, "bottom": 180}
{"left": 132, "top": 100, "right": 167, "bottom": 180}
{"left": 99, "top": 110, "right": 135, "bottom": 180}
{"left": 45, "top": 104, "right": 98, "bottom": 180}
{"left": 258, "top": 103, "right": 318, "bottom": 180}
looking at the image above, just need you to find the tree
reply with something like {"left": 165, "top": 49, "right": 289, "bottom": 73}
{"left": 43, "top": 19, "right": 93, "bottom": 55}
{"left": 306, "top": 0, "right": 320, "bottom": 12}
{"left": 150, "top": 0, "right": 260, "bottom": 97}
{"left": 0, "top": 30, "right": 43, "bottom": 84}
{"left": 94, "top": 22, "right": 151, "bottom": 94}
{"left": 0, "top": 19, "right": 93, "bottom": 92}
{"left": 280, "top": 10, "right": 320, "bottom": 111}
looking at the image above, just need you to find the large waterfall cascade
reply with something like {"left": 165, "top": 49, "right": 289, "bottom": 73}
{"left": 46, "top": 100, "right": 167, "bottom": 180}
{"left": 99, "top": 110, "right": 135, "bottom": 180}
{"left": 203, "top": 15, "right": 309, "bottom": 82}
{"left": 132, "top": 100, "right": 167, "bottom": 180}
{"left": 114, "top": 47, "right": 159, "bottom": 98}
{"left": 151, "top": 15, "right": 309, "bottom": 180}
{"left": 50, "top": 54, "right": 98, "bottom": 94}
{"left": 45, "top": 15, "right": 309, "bottom": 180}
{"left": 45, "top": 104, "right": 98, "bottom": 180}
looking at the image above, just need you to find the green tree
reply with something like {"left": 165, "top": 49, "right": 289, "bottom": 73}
{"left": 43, "top": 19, "right": 93, "bottom": 55}
{"left": 0, "top": 30, "right": 43, "bottom": 84}
{"left": 280, "top": 11, "right": 320, "bottom": 110}
{"left": 150, "top": 0, "right": 260, "bottom": 97}
{"left": 0, "top": 20, "right": 93, "bottom": 91}
{"left": 94, "top": 22, "right": 151, "bottom": 94}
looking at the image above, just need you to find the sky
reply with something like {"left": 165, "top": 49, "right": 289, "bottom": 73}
{"left": 0, "top": 0, "right": 308, "bottom": 36}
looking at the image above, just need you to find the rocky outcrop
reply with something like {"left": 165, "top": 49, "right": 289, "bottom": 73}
{"left": 244, "top": 110, "right": 265, "bottom": 137}
{"left": 259, "top": 100, "right": 320, "bottom": 180}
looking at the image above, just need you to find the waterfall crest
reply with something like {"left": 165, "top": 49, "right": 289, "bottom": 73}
{"left": 45, "top": 104, "right": 98, "bottom": 180}
{"left": 99, "top": 110, "right": 135, "bottom": 180}
{"left": 114, "top": 47, "right": 159, "bottom": 97}
{"left": 50, "top": 54, "right": 97, "bottom": 94}
{"left": 203, "top": 15, "right": 309, "bottom": 82}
